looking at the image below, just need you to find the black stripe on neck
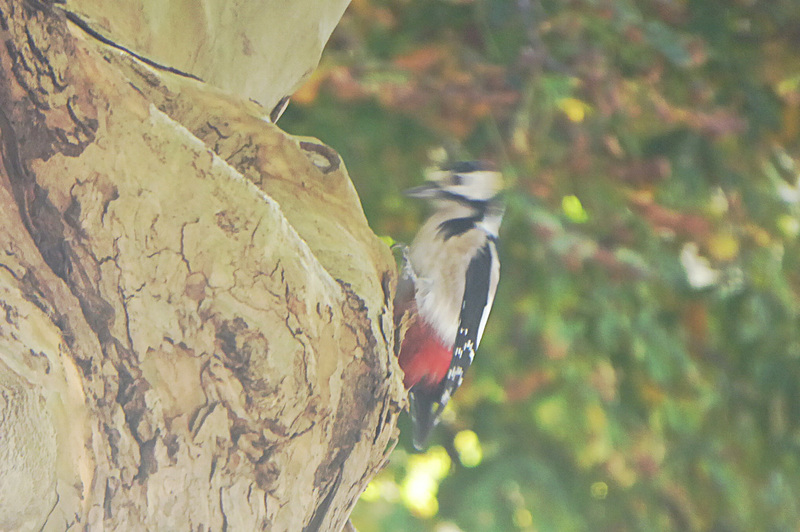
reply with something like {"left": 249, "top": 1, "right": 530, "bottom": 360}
{"left": 438, "top": 191, "right": 490, "bottom": 212}
{"left": 441, "top": 161, "right": 493, "bottom": 173}
{"left": 437, "top": 215, "right": 481, "bottom": 240}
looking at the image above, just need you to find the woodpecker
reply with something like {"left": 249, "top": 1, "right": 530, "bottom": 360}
{"left": 395, "top": 161, "right": 504, "bottom": 449}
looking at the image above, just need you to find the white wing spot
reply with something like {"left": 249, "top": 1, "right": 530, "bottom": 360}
{"left": 440, "top": 388, "right": 452, "bottom": 405}
{"left": 447, "top": 365, "right": 464, "bottom": 380}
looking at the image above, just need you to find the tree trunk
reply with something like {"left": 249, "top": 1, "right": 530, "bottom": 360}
{"left": 0, "top": 1, "right": 404, "bottom": 530}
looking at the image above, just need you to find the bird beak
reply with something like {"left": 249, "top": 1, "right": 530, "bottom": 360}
{"left": 404, "top": 183, "right": 440, "bottom": 198}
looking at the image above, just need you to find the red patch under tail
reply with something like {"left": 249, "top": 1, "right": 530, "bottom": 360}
{"left": 398, "top": 317, "right": 452, "bottom": 389}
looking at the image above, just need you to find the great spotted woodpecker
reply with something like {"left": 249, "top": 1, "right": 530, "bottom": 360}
{"left": 395, "top": 161, "right": 504, "bottom": 449}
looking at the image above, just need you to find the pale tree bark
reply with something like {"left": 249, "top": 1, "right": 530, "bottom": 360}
{"left": 0, "top": 1, "right": 404, "bottom": 531}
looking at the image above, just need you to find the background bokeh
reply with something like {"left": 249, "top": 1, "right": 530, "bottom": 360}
{"left": 280, "top": 1, "right": 800, "bottom": 530}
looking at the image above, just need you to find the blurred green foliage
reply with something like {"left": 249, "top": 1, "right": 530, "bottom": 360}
{"left": 280, "top": 0, "right": 800, "bottom": 530}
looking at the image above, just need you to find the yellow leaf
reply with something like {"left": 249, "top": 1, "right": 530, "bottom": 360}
{"left": 562, "top": 194, "right": 589, "bottom": 223}
{"left": 453, "top": 430, "right": 483, "bottom": 467}
{"left": 777, "top": 214, "right": 800, "bottom": 238}
{"left": 513, "top": 508, "right": 534, "bottom": 528}
{"left": 557, "top": 97, "right": 591, "bottom": 123}
{"left": 707, "top": 233, "right": 739, "bottom": 261}
{"left": 586, "top": 403, "right": 607, "bottom": 433}
{"left": 401, "top": 446, "right": 451, "bottom": 518}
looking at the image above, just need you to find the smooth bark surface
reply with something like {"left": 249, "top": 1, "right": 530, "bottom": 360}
{"left": 62, "top": 0, "right": 351, "bottom": 111}
{"left": 0, "top": 1, "right": 403, "bottom": 530}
